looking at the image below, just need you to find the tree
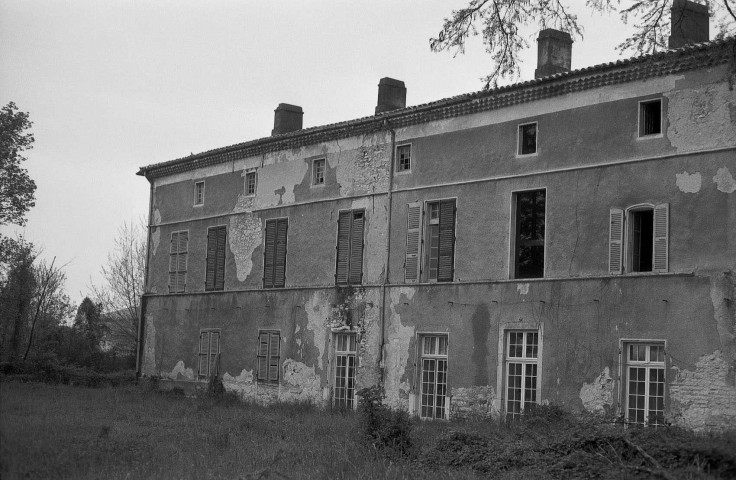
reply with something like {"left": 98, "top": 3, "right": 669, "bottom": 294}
{"left": 430, "top": 0, "right": 736, "bottom": 89}
{"left": 0, "top": 102, "right": 36, "bottom": 227}
{"left": 0, "top": 239, "right": 36, "bottom": 362}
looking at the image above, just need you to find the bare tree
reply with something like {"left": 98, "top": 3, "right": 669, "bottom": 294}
{"left": 430, "top": 0, "right": 736, "bottom": 89}
{"left": 90, "top": 220, "right": 146, "bottom": 356}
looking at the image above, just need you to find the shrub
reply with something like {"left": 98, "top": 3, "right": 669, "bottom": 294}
{"left": 357, "top": 385, "right": 412, "bottom": 456}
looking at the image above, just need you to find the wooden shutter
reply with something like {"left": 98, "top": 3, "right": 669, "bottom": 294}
{"left": 205, "top": 229, "right": 217, "bottom": 290}
{"left": 215, "top": 227, "right": 226, "bottom": 290}
{"left": 263, "top": 220, "right": 277, "bottom": 288}
{"left": 268, "top": 332, "right": 280, "bottom": 383}
{"left": 348, "top": 212, "right": 364, "bottom": 284}
{"left": 209, "top": 332, "right": 220, "bottom": 376}
{"left": 405, "top": 202, "right": 422, "bottom": 283}
{"left": 653, "top": 203, "right": 669, "bottom": 272}
{"left": 609, "top": 208, "right": 624, "bottom": 275}
{"left": 257, "top": 332, "right": 269, "bottom": 381}
{"left": 274, "top": 219, "right": 288, "bottom": 288}
{"left": 198, "top": 331, "right": 209, "bottom": 377}
{"left": 169, "top": 232, "right": 179, "bottom": 292}
{"left": 178, "top": 232, "right": 188, "bottom": 292}
{"left": 437, "top": 199, "right": 456, "bottom": 282}
{"left": 335, "top": 211, "right": 351, "bottom": 284}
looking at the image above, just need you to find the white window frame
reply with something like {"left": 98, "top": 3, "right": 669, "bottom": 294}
{"left": 508, "top": 188, "right": 547, "bottom": 279}
{"left": 395, "top": 143, "right": 412, "bottom": 173}
{"left": 417, "top": 333, "right": 449, "bottom": 420}
{"left": 256, "top": 329, "right": 281, "bottom": 385}
{"left": 516, "top": 121, "right": 539, "bottom": 157}
{"left": 312, "top": 158, "right": 326, "bottom": 186}
{"left": 332, "top": 332, "right": 358, "bottom": 409}
{"left": 194, "top": 181, "right": 205, "bottom": 206}
{"left": 245, "top": 169, "right": 257, "bottom": 196}
{"left": 197, "top": 329, "right": 220, "bottom": 379}
{"left": 503, "top": 330, "right": 541, "bottom": 422}
{"left": 620, "top": 340, "right": 666, "bottom": 426}
{"left": 637, "top": 98, "right": 663, "bottom": 139}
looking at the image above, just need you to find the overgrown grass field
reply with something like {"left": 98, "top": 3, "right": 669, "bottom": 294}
{"left": 1, "top": 380, "right": 735, "bottom": 479}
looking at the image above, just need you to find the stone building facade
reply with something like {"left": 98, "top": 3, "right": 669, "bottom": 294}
{"left": 137, "top": 3, "right": 736, "bottom": 430}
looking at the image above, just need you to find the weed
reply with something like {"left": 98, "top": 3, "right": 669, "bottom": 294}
{"left": 358, "top": 385, "right": 412, "bottom": 456}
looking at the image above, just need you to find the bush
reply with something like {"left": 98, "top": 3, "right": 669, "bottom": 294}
{"left": 357, "top": 385, "right": 412, "bottom": 456}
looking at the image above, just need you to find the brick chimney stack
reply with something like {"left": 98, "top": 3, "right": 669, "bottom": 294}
{"left": 375, "top": 78, "right": 406, "bottom": 114}
{"left": 668, "top": 0, "right": 709, "bottom": 49}
{"left": 534, "top": 29, "right": 573, "bottom": 79}
{"left": 271, "top": 103, "right": 303, "bottom": 136}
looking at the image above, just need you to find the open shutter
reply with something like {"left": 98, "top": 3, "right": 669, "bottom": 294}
{"left": 653, "top": 203, "right": 669, "bottom": 272}
{"left": 335, "top": 211, "right": 351, "bottom": 284}
{"left": 268, "top": 332, "right": 280, "bottom": 383}
{"left": 214, "top": 227, "right": 226, "bottom": 290}
{"left": 437, "top": 199, "right": 456, "bottom": 282}
{"left": 263, "top": 220, "right": 277, "bottom": 288}
{"left": 178, "top": 232, "right": 188, "bottom": 292}
{"left": 169, "top": 232, "right": 179, "bottom": 292}
{"left": 609, "top": 208, "right": 624, "bottom": 274}
{"left": 210, "top": 332, "right": 220, "bottom": 376}
{"left": 405, "top": 202, "right": 422, "bottom": 283}
{"left": 198, "top": 331, "right": 209, "bottom": 377}
{"left": 348, "top": 212, "right": 364, "bottom": 284}
{"left": 205, "top": 229, "right": 217, "bottom": 290}
{"left": 257, "top": 332, "right": 269, "bottom": 381}
{"left": 274, "top": 219, "right": 288, "bottom": 288}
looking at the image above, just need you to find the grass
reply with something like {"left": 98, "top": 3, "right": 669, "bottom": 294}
{"left": 1, "top": 380, "right": 735, "bottom": 479}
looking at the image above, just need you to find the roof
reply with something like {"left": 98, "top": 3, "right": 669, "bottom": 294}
{"left": 137, "top": 37, "right": 735, "bottom": 180}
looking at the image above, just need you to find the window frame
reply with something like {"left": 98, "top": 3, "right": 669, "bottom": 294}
{"left": 516, "top": 121, "right": 539, "bottom": 157}
{"left": 168, "top": 230, "right": 188, "bottom": 294}
{"left": 256, "top": 330, "right": 281, "bottom": 385}
{"left": 194, "top": 181, "right": 205, "bottom": 206}
{"left": 334, "top": 209, "right": 365, "bottom": 285}
{"left": 205, "top": 225, "right": 227, "bottom": 291}
{"left": 395, "top": 143, "right": 412, "bottom": 173}
{"left": 417, "top": 333, "right": 449, "bottom": 420}
{"left": 245, "top": 169, "right": 257, "bottom": 196}
{"left": 620, "top": 339, "right": 667, "bottom": 426}
{"left": 638, "top": 98, "right": 663, "bottom": 138}
{"left": 312, "top": 158, "right": 326, "bottom": 186}
{"left": 332, "top": 332, "right": 358, "bottom": 409}
{"left": 263, "top": 217, "right": 288, "bottom": 289}
{"left": 609, "top": 203, "right": 669, "bottom": 275}
{"left": 503, "top": 330, "right": 541, "bottom": 422}
{"left": 509, "top": 188, "right": 547, "bottom": 279}
{"left": 403, "top": 199, "right": 457, "bottom": 284}
{"left": 197, "top": 329, "right": 221, "bottom": 379}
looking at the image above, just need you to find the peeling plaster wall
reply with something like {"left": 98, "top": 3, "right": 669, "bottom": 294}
{"left": 579, "top": 367, "right": 614, "bottom": 414}
{"left": 451, "top": 386, "right": 498, "bottom": 419}
{"left": 383, "top": 288, "right": 416, "bottom": 410}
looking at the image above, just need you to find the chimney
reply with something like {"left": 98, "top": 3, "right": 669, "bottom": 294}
{"left": 534, "top": 29, "right": 573, "bottom": 79}
{"left": 668, "top": 0, "right": 709, "bottom": 49}
{"left": 375, "top": 78, "right": 406, "bottom": 114}
{"left": 271, "top": 103, "right": 303, "bottom": 136}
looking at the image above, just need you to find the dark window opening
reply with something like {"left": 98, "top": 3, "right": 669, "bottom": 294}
{"left": 514, "top": 190, "right": 545, "bottom": 279}
{"left": 640, "top": 100, "right": 662, "bottom": 136}
{"left": 518, "top": 123, "right": 537, "bottom": 155}
{"left": 630, "top": 209, "right": 653, "bottom": 272}
{"left": 396, "top": 144, "right": 411, "bottom": 172}
{"left": 245, "top": 171, "right": 256, "bottom": 195}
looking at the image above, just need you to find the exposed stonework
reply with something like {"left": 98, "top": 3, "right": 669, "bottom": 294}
{"left": 450, "top": 386, "right": 498, "bottom": 419}
{"left": 670, "top": 350, "right": 736, "bottom": 431}
{"left": 167, "top": 360, "right": 195, "bottom": 380}
{"left": 579, "top": 367, "right": 614, "bottom": 414}
{"left": 222, "top": 369, "right": 256, "bottom": 399}
{"left": 305, "top": 290, "right": 331, "bottom": 370}
{"left": 229, "top": 212, "right": 261, "bottom": 282}
{"left": 336, "top": 133, "right": 390, "bottom": 197}
{"left": 667, "top": 82, "right": 736, "bottom": 152}
{"left": 517, "top": 283, "right": 530, "bottom": 295}
{"left": 384, "top": 288, "right": 415, "bottom": 409}
{"left": 675, "top": 171, "right": 702, "bottom": 193}
{"left": 713, "top": 166, "right": 736, "bottom": 193}
{"left": 150, "top": 208, "right": 162, "bottom": 256}
{"left": 280, "top": 359, "right": 323, "bottom": 404}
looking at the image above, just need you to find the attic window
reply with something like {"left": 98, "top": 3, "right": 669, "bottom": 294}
{"left": 639, "top": 99, "right": 662, "bottom": 137}
{"left": 518, "top": 122, "right": 537, "bottom": 156}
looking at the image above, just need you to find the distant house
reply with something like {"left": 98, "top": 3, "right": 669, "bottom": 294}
{"left": 136, "top": 0, "right": 736, "bottom": 430}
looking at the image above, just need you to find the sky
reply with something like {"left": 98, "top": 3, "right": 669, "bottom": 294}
{"left": 0, "top": 0, "right": 648, "bottom": 304}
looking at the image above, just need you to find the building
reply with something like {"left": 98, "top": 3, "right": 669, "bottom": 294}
{"left": 136, "top": 1, "right": 736, "bottom": 430}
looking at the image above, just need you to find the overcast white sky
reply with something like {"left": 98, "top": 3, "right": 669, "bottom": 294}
{"left": 0, "top": 1, "right": 649, "bottom": 303}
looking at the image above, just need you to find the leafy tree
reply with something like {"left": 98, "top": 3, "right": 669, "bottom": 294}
{"left": 0, "top": 101, "right": 36, "bottom": 227}
{"left": 0, "top": 239, "right": 36, "bottom": 362}
{"left": 430, "top": 0, "right": 736, "bottom": 88}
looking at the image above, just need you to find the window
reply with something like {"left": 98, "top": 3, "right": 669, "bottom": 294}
{"left": 198, "top": 329, "right": 220, "bottom": 379}
{"left": 639, "top": 99, "right": 662, "bottom": 137}
{"left": 419, "top": 335, "right": 448, "bottom": 419}
{"left": 205, "top": 226, "right": 227, "bottom": 291}
{"left": 404, "top": 199, "right": 456, "bottom": 283}
{"left": 518, "top": 122, "right": 537, "bottom": 155}
{"left": 169, "top": 231, "right": 188, "bottom": 293}
{"left": 263, "top": 218, "right": 288, "bottom": 288}
{"left": 609, "top": 204, "right": 668, "bottom": 274}
{"left": 623, "top": 342, "right": 665, "bottom": 426}
{"left": 312, "top": 158, "right": 325, "bottom": 185}
{"left": 505, "top": 330, "right": 539, "bottom": 422}
{"left": 335, "top": 210, "right": 364, "bottom": 285}
{"left": 333, "top": 333, "right": 357, "bottom": 409}
{"left": 513, "top": 189, "right": 545, "bottom": 279}
{"left": 257, "top": 330, "right": 280, "bottom": 385}
{"left": 194, "top": 181, "right": 205, "bottom": 206}
{"left": 245, "top": 170, "right": 257, "bottom": 196}
{"left": 396, "top": 144, "right": 411, "bottom": 172}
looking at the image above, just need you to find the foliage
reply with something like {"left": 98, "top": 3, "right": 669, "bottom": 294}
{"left": 0, "top": 101, "right": 36, "bottom": 227}
{"left": 431, "top": 0, "right": 736, "bottom": 88}
{"left": 358, "top": 385, "right": 413, "bottom": 456}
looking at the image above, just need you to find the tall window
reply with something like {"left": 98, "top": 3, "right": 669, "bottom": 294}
{"left": 169, "top": 231, "right": 188, "bottom": 293}
{"left": 313, "top": 158, "right": 325, "bottom": 185}
{"left": 198, "top": 329, "right": 220, "bottom": 379}
{"left": 518, "top": 122, "right": 537, "bottom": 155}
{"left": 419, "top": 335, "right": 448, "bottom": 420}
{"left": 257, "top": 330, "right": 280, "bottom": 385}
{"left": 639, "top": 99, "right": 662, "bottom": 137}
{"left": 194, "top": 181, "right": 205, "bottom": 206}
{"left": 505, "top": 331, "right": 539, "bottom": 421}
{"left": 335, "top": 210, "right": 364, "bottom": 285}
{"left": 624, "top": 342, "right": 665, "bottom": 426}
{"left": 333, "top": 333, "right": 357, "bottom": 409}
{"left": 404, "top": 199, "right": 456, "bottom": 283}
{"left": 609, "top": 204, "right": 669, "bottom": 274}
{"left": 396, "top": 144, "right": 411, "bottom": 172}
{"left": 245, "top": 171, "right": 257, "bottom": 196}
{"left": 263, "top": 218, "right": 288, "bottom": 288}
{"left": 513, "top": 189, "right": 545, "bottom": 279}
{"left": 205, "top": 226, "right": 227, "bottom": 291}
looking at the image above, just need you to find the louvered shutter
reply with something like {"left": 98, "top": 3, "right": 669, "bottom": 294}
{"left": 169, "top": 232, "right": 179, "bottom": 292}
{"left": 268, "top": 332, "right": 280, "bottom": 382}
{"left": 437, "top": 199, "right": 456, "bottom": 282}
{"left": 653, "top": 203, "right": 669, "bottom": 272}
{"left": 274, "top": 219, "right": 288, "bottom": 288}
{"left": 209, "top": 332, "right": 220, "bottom": 376}
{"left": 263, "top": 220, "right": 277, "bottom": 288}
{"left": 214, "top": 227, "right": 226, "bottom": 290}
{"left": 198, "top": 331, "right": 209, "bottom": 377}
{"left": 257, "top": 332, "right": 269, "bottom": 381}
{"left": 205, "top": 229, "right": 217, "bottom": 290}
{"left": 179, "top": 232, "right": 188, "bottom": 291}
{"left": 348, "top": 212, "right": 364, "bottom": 284}
{"left": 335, "top": 211, "right": 351, "bottom": 284}
{"left": 405, "top": 202, "right": 422, "bottom": 283}
{"left": 609, "top": 208, "right": 624, "bottom": 275}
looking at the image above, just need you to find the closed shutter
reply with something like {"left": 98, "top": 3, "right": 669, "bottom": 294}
{"left": 274, "top": 219, "right": 288, "bottom": 288}
{"left": 198, "top": 331, "right": 209, "bottom": 377}
{"left": 405, "top": 202, "right": 422, "bottom": 283}
{"left": 169, "top": 232, "right": 179, "bottom": 292}
{"left": 653, "top": 203, "right": 669, "bottom": 272}
{"left": 335, "top": 211, "right": 351, "bottom": 284}
{"left": 263, "top": 220, "right": 277, "bottom": 288}
{"left": 206, "top": 226, "right": 226, "bottom": 291}
{"left": 215, "top": 227, "right": 226, "bottom": 290}
{"left": 209, "top": 332, "right": 220, "bottom": 376}
{"left": 437, "top": 199, "right": 456, "bottom": 282}
{"left": 205, "top": 229, "right": 217, "bottom": 290}
{"left": 178, "top": 232, "right": 188, "bottom": 291}
{"left": 348, "top": 212, "right": 364, "bottom": 284}
{"left": 257, "top": 332, "right": 269, "bottom": 382}
{"left": 268, "top": 332, "right": 280, "bottom": 383}
{"left": 609, "top": 208, "right": 624, "bottom": 275}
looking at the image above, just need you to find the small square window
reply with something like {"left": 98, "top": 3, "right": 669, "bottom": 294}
{"left": 518, "top": 123, "right": 537, "bottom": 155}
{"left": 245, "top": 171, "right": 257, "bottom": 196}
{"left": 194, "top": 181, "right": 205, "bottom": 206}
{"left": 313, "top": 158, "right": 325, "bottom": 185}
{"left": 639, "top": 99, "right": 662, "bottom": 137}
{"left": 396, "top": 144, "right": 411, "bottom": 172}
